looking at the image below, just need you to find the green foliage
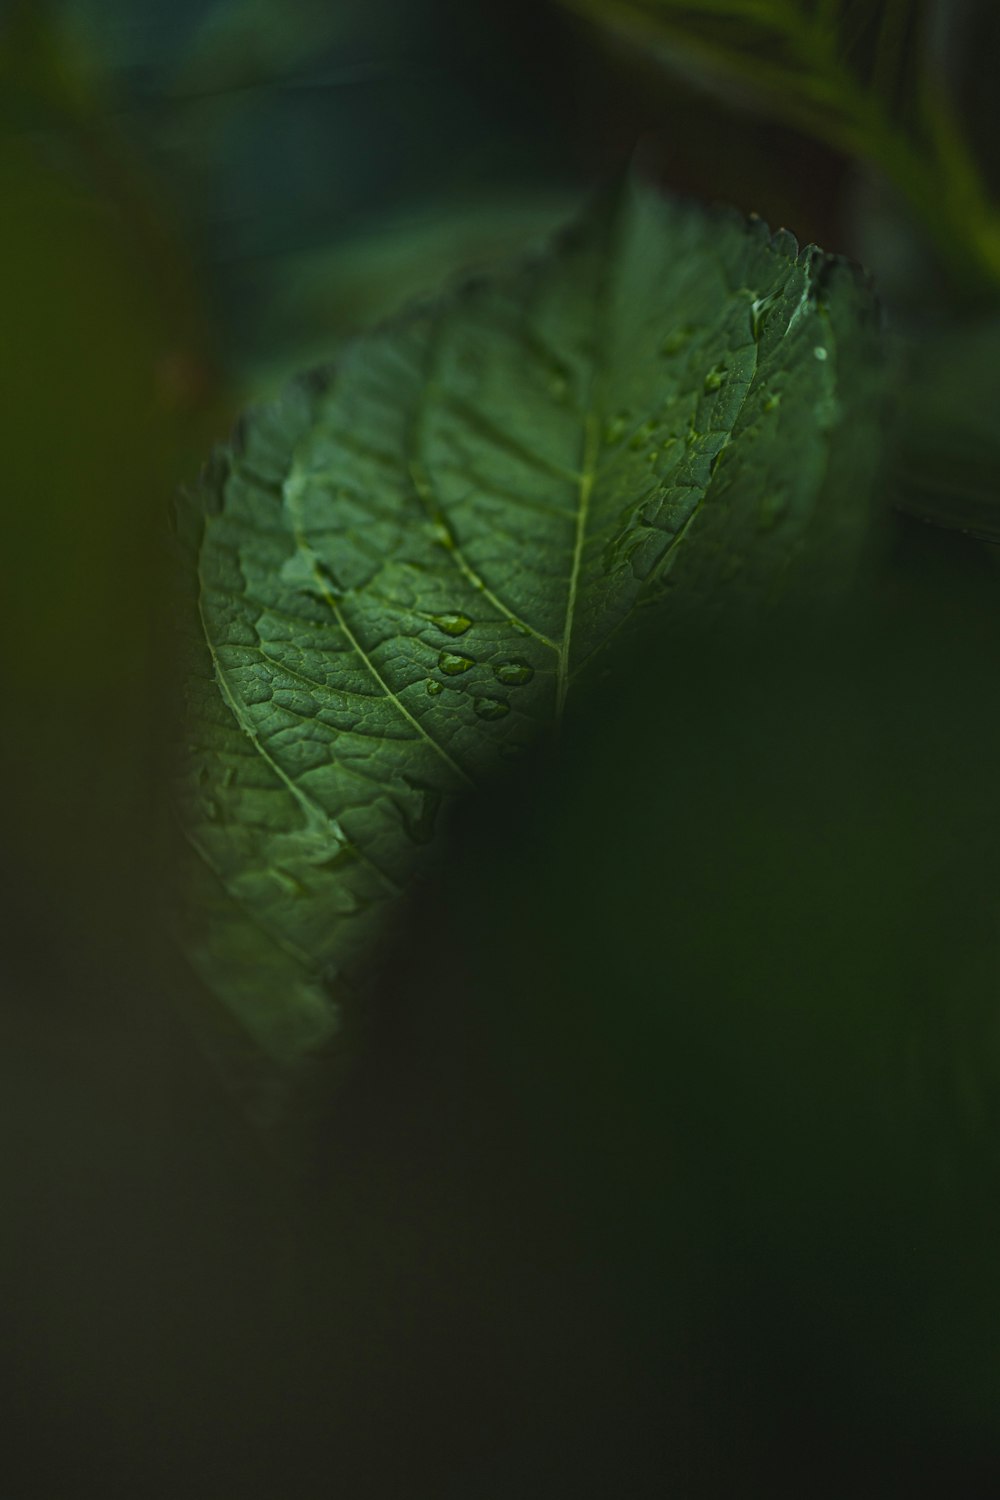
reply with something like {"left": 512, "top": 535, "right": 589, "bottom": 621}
{"left": 174, "top": 175, "right": 883, "bottom": 1079}
{"left": 563, "top": 0, "right": 925, "bottom": 127}
{"left": 560, "top": 0, "right": 1000, "bottom": 294}
{"left": 7, "top": 0, "right": 1000, "bottom": 1485}
{"left": 433, "top": 529, "right": 1000, "bottom": 1472}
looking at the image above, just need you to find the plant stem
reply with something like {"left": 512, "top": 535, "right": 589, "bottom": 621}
{"left": 561, "top": 0, "right": 1000, "bottom": 297}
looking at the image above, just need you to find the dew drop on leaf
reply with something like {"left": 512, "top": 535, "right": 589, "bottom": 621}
{"left": 438, "top": 651, "right": 476, "bottom": 675}
{"left": 430, "top": 612, "right": 473, "bottom": 636}
{"left": 494, "top": 660, "right": 534, "bottom": 686}
{"left": 473, "top": 696, "right": 510, "bottom": 721}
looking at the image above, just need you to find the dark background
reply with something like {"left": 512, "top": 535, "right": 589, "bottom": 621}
{"left": 3, "top": 2, "right": 1000, "bottom": 1494}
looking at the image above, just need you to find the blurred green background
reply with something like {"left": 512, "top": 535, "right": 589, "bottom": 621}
{"left": 3, "top": 1, "right": 1000, "bottom": 1494}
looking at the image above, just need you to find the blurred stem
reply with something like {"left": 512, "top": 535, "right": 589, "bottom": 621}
{"left": 915, "top": 62, "right": 1000, "bottom": 291}
{"left": 562, "top": 0, "right": 1000, "bottom": 297}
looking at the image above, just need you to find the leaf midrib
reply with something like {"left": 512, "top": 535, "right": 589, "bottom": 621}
{"left": 195, "top": 529, "right": 405, "bottom": 908}
{"left": 557, "top": 409, "right": 602, "bottom": 718}
{"left": 284, "top": 467, "right": 476, "bottom": 789}
{"left": 206, "top": 240, "right": 779, "bottom": 808}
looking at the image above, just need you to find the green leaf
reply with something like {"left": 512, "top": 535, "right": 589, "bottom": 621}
{"left": 173, "top": 174, "right": 884, "bottom": 1085}
{"left": 430, "top": 532, "right": 1000, "bottom": 1460}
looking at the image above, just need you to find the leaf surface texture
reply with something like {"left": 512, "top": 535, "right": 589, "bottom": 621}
{"left": 174, "top": 177, "right": 883, "bottom": 1070}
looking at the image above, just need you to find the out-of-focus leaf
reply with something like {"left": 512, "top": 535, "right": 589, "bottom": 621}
{"left": 174, "top": 174, "right": 884, "bottom": 1089}
{"left": 559, "top": 0, "right": 926, "bottom": 145}
{"left": 172, "top": 0, "right": 367, "bottom": 91}
{"left": 559, "top": 0, "right": 1000, "bottom": 295}
{"left": 893, "top": 315, "right": 1000, "bottom": 539}
{"left": 429, "top": 525, "right": 1000, "bottom": 1483}
{"left": 47, "top": 0, "right": 583, "bottom": 368}
{"left": 236, "top": 192, "right": 576, "bottom": 401}
{"left": 0, "top": 119, "right": 219, "bottom": 970}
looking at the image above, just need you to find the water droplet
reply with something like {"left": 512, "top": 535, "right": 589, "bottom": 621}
{"left": 438, "top": 651, "right": 475, "bottom": 675}
{"left": 703, "top": 365, "right": 726, "bottom": 394}
{"left": 494, "top": 659, "right": 534, "bottom": 686}
{"left": 473, "top": 696, "right": 510, "bottom": 721}
{"left": 661, "top": 327, "right": 692, "bottom": 356}
{"left": 431, "top": 612, "right": 472, "bottom": 636}
{"left": 813, "top": 345, "right": 829, "bottom": 362}
{"left": 426, "top": 678, "right": 444, "bottom": 696}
